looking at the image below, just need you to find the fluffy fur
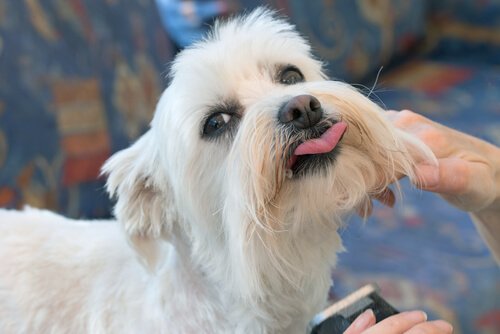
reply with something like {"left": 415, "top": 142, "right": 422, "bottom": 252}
{"left": 0, "top": 9, "right": 434, "bottom": 334}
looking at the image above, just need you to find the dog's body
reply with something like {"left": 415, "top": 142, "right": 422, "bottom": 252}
{"left": 0, "top": 209, "right": 221, "bottom": 333}
{"left": 0, "top": 9, "right": 434, "bottom": 334}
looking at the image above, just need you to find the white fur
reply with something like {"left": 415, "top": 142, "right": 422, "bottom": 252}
{"left": 0, "top": 9, "right": 435, "bottom": 334}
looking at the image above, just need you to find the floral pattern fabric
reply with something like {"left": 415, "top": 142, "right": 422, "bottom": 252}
{"left": 0, "top": 0, "right": 173, "bottom": 217}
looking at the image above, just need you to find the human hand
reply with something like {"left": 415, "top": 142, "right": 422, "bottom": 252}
{"left": 344, "top": 309, "right": 453, "bottom": 334}
{"left": 385, "top": 110, "right": 500, "bottom": 215}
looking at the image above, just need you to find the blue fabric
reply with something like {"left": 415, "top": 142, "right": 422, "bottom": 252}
{"left": 428, "top": 0, "right": 500, "bottom": 26}
{"left": 155, "top": 0, "right": 427, "bottom": 81}
{"left": 155, "top": 0, "right": 228, "bottom": 47}
{"left": 426, "top": 0, "right": 500, "bottom": 63}
{"left": 0, "top": 0, "right": 173, "bottom": 217}
{"left": 286, "top": 0, "right": 426, "bottom": 81}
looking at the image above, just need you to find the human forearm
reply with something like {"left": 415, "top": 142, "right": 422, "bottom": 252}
{"left": 470, "top": 140, "right": 500, "bottom": 263}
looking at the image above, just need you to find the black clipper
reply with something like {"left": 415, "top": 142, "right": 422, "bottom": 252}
{"left": 310, "top": 284, "right": 399, "bottom": 334}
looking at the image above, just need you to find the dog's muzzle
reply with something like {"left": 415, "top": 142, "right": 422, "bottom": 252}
{"left": 279, "top": 95, "right": 347, "bottom": 176}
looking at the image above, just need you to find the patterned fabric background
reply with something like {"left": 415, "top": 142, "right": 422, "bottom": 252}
{"left": 0, "top": 0, "right": 173, "bottom": 217}
{"left": 425, "top": 0, "right": 500, "bottom": 65}
{"left": 0, "top": 1, "right": 498, "bottom": 333}
{"left": 157, "top": 0, "right": 427, "bottom": 81}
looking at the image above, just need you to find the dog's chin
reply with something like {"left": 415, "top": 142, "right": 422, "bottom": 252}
{"left": 288, "top": 147, "right": 342, "bottom": 178}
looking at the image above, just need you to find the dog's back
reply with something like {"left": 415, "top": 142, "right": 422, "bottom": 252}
{"left": 0, "top": 208, "right": 160, "bottom": 333}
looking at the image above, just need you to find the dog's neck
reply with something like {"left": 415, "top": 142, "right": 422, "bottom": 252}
{"left": 160, "top": 213, "right": 343, "bottom": 333}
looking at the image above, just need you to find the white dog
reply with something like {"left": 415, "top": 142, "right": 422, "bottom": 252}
{"left": 0, "top": 9, "right": 434, "bottom": 334}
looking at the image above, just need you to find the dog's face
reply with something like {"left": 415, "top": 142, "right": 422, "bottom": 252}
{"left": 103, "top": 9, "right": 432, "bottom": 327}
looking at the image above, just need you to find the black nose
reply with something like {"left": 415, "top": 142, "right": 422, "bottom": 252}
{"left": 278, "top": 95, "right": 323, "bottom": 129}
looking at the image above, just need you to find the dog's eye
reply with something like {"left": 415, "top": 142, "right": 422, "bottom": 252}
{"left": 203, "top": 113, "right": 232, "bottom": 136}
{"left": 279, "top": 66, "right": 304, "bottom": 85}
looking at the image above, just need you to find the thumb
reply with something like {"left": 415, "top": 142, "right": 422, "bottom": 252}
{"left": 413, "top": 157, "right": 495, "bottom": 211}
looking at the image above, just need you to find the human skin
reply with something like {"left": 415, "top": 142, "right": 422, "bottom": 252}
{"left": 386, "top": 109, "right": 500, "bottom": 214}
{"left": 344, "top": 309, "right": 453, "bottom": 334}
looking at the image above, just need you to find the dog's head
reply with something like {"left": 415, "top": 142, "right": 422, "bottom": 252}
{"left": 103, "top": 8, "right": 434, "bottom": 327}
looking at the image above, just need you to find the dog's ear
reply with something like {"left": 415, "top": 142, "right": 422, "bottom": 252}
{"left": 101, "top": 131, "right": 176, "bottom": 272}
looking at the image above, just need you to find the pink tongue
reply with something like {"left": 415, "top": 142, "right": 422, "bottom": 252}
{"left": 294, "top": 121, "right": 347, "bottom": 156}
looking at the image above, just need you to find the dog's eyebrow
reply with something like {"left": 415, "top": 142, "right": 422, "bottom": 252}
{"left": 208, "top": 99, "right": 243, "bottom": 116}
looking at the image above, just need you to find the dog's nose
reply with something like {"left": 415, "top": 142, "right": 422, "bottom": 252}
{"left": 278, "top": 95, "right": 323, "bottom": 129}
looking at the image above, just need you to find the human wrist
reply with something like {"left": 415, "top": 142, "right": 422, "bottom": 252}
{"left": 471, "top": 207, "right": 500, "bottom": 226}
{"left": 473, "top": 142, "right": 500, "bottom": 217}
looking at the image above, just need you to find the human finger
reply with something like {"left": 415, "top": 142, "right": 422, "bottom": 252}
{"left": 357, "top": 188, "right": 396, "bottom": 218}
{"left": 357, "top": 199, "right": 373, "bottom": 218}
{"left": 361, "top": 311, "right": 428, "bottom": 334}
{"left": 414, "top": 158, "right": 496, "bottom": 211}
{"left": 372, "top": 188, "right": 396, "bottom": 208}
{"left": 384, "top": 110, "right": 429, "bottom": 130}
{"left": 403, "top": 320, "right": 453, "bottom": 334}
{"left": 343, "top": 309, "right": 376, "bottom": 334}
{"left": 386, "top": 110, "right": 451, "bottom": 159}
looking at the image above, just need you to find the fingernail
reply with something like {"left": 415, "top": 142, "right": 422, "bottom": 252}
{"left": 406, "top": 310, "right": 428, "bottom": 321}
{"left": 351, "top": 309, "right": 374, "bottom": 329}
{"left": 434, "top": 320, "right": 453, "bottom": 333}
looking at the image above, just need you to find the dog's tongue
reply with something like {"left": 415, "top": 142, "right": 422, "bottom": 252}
{"left": 294, "top": 121, "right": 347, "bottom": 156}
